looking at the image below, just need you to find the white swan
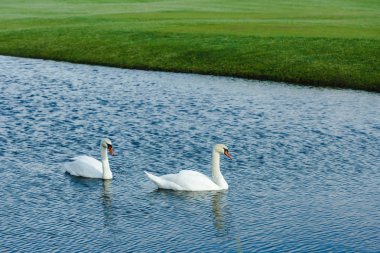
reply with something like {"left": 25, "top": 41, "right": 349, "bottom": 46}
{"left": 145, "top": 144, "right": 232, "bottom": 191}
{"left": 64, "top": 138, "right": 115, "bottom": 179}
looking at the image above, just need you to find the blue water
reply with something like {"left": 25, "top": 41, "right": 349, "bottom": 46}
{"left": 0, "top": 55, "right": 379, "bottom": 252}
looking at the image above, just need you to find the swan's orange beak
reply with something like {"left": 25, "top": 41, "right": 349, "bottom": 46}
{"left": 224, "top": 149, "right": 232, "bottom": 159}
{"left": 108, "top": 146, "right": 116, "bottom": 156}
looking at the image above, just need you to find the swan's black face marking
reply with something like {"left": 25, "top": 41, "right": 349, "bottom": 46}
{"left": 107, "top": 144, "right": 115, "bottom": 156}
{"left": 223, "top": 148, "right": 232, "bottom": 159}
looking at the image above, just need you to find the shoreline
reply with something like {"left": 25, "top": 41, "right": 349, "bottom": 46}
{"left": 1, "top": 52, "right": 379, "bottom": 93}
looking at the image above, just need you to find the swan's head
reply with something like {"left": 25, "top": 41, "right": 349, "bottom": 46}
{"left": 214, "top": 144, "right": 232, "bottom": 159}
{"left": 100, "top": 138, "right": 115, "bottom": 156}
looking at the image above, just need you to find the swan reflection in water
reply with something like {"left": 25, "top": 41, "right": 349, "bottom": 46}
{"left": 65, "top": 175, "right": 115, "bottom": 226}
{"left": 101, "top": 180, "right": 114, "bottom": 227}
{"left": 154, "top": 190, "right": 231, "bottom": 236}
{"left": 102, "top": 180, "right": 113, "bottom": 208}
{"left": 212, "top": 192, "right": 242, "bottom": 252}
{"left": 212, "top": 192, "right": 228, "bottom": 236}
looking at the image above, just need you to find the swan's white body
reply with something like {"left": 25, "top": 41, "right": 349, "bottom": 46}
{"left": 145, "top": 144, "right": 232, "bottom": 191}
{"left": 64, "top": 138, "right": 114, "bottom": 179}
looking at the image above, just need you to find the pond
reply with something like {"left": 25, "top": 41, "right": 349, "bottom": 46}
{"left": 0, "top": 55, "right": 379, "bottom": 252}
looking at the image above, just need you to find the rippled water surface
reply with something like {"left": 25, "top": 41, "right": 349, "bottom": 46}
{"left": 1, "top": 56, "right": 379, "bottom": 252}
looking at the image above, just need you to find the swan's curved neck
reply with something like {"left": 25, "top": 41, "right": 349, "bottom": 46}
{"left": 101, "top": 146, "right": 112, "bottom": 180}
{"left": 212, "top": 150, "right": 228, "bottom": 189}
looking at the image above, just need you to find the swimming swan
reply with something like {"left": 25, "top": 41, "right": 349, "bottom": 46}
{"left": 64, "top": 138, "right": 115, "bottom": 179}
{"left": 145, "top": 144, "right": 232, "bottom": 191}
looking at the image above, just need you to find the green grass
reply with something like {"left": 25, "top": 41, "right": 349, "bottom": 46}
{"left": 1, "top": 0, "right": 379, "bottom": 91}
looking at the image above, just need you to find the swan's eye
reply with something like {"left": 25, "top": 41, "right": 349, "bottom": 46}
{"left": 107, "top": 144, "right": 112, "bottom": 148}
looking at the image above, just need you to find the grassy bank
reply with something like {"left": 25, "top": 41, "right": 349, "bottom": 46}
{"left": 1, "top": 0, "right": 379, "bottom": 92}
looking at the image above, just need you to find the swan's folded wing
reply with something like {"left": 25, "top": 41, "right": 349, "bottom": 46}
{"left": 145, "top": 171, "right": 185, "bottom": 190}
{"left": 72, "top": 155, "right": 99, "bottom": 164}
{"left": 175, "top": 170, "right": 220, "bottom": 191}
{"left": 145, "top": 170, "right": 221, "bottom": 191}
{"left": 64, "top": 156, "right": 103, "bottom": 178}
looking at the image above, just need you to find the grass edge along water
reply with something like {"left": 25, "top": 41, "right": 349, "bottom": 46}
{"left": 0, "top": 0, "right": 379, "bottom": 92}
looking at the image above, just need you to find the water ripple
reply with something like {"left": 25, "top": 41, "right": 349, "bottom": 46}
{"left": 0, "top": 56, "right": 379, "bottom": 252}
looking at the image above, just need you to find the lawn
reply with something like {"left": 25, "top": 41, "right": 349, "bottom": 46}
{"left": 0, "top": 0, "right": 379, "bottom": 91}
